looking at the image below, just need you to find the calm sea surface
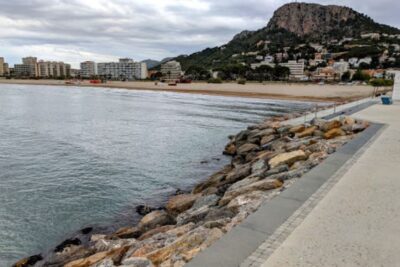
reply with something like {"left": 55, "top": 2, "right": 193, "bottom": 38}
{"left": 0, "top": 84, "right": 316, "bottom": 265}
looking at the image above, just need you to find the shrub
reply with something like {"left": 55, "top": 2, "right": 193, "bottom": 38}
{"left": 237, "top": 79, "right": 246, "bottom": 85}
{"left": 369, "top": 78, "right": 394, "bottom": 87}
{"left": 208, "top": 78, "right": 223, "bottom": 84}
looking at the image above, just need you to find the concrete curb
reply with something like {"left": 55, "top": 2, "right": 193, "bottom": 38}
{"left": 186, "top": 113, "right": 385, "bottom": 267}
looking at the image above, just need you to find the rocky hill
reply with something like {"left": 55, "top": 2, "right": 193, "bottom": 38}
{"left": 267, "top": 3, "right": 400, "bottom": 39}
{"left": 174, "top": 2, "right": 400, "bottom": 71}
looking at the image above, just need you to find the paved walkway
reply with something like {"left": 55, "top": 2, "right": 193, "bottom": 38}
{"left": 260, "top": 102, "right": 400, "bottom": 266}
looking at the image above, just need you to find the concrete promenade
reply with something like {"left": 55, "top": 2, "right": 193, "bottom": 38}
{"left": 260, "top": 102, "right": 400, "bottom": 266}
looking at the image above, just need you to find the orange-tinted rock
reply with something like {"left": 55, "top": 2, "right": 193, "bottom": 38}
{"left": 223, "top": 143, "right": 236, "bottom": 156}
{"left": 64, "top": 246, "right": 129, "bottom": 267}
{"left": 324, "top": 128, "right": 345, "bottom": 139}
{"left": 237, "top": 143, "right": 258, "bottom": 155}
{"left": 268, "top": 150, "right": 307, "bottom": 169}
{"left": 321, "top": 120, "right": 342, "bottom": 132}
{"left": 112, "top": 226, "right": 142, "bottom": 239}
{"left": 289, "top": 124, "right": 306, "bottom": 133}
{"left": 296, "top": 126, "right": 317, "bottom": 138}
{"left": 166, "top": 194, "right": 200, "bottom": 214}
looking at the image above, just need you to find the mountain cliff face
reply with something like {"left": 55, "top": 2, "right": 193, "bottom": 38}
{"left": 173, "top": 2, "right": 400, "bottom": 70}
{"left": 267, "top": 3, "right": 357, "bottom": 37}
{"left": 266, "top": 2, "right": 400, "bottom": 39}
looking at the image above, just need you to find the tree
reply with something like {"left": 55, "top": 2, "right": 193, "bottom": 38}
{"left": 273, "top": 66, "right": 290, "bottom": 80}
{"left": 358, "top": 62, "right": 370, "bottom": 70}
{"left": 341, "top": 71, "right": 351, "bottom": 82}
{"left": 255, "top": 65, "right": 273, "bottom": 82}
{"left": 352, "top": 69, "right": 370, "bottom": 81}
{"left": 185, "top": 66, "right": 210, "bottom": 80}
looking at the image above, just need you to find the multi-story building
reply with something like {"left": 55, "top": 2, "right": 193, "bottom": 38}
{"left": 37, "top": 61, "right": 71, "bottom": 78}
{"left": 14, "top": 64, "right": 37, "bottom": 78}
{"left": 80, "top": 61, "right": 97, "bottom": 78}
{"left": 333, "top": 60, "right": 349, "bottom": 76}
{"left": 280, "top": 60, "right": 305, "bottom": 80}
{"left": 161, "top": 60, "right": 182, "bottom": 80}
{"left": 3, "top": 63, "right": 9, "bottom": 76}
{"left": 0, "top": 57, "right": 4, "bottom": 76}
{"left": 22, "top": 57, "right": 39, "bottom": 77}
{"left": 97, "top": 58, "right": 147, "bottom": 80}
{"left": 69, "top": 69, "right": 81, "bottom": 78}
{"left": 14, "top": 57, "right": 39, "bottom": 78}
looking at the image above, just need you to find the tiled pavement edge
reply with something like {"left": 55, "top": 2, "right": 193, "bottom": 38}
{"left": 186, "top": 106, "right": 385, "bottom": 267}
{"left": 240, "top": 122, "right": 386, "bottom": 267}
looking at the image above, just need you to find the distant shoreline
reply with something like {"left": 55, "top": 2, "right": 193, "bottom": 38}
{"left": 0, "top": 79, "right": 384, "bottom": 102}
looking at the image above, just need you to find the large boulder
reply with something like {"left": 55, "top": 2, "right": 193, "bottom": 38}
{"left": 138, "top": 225, "right": 175, "bottom": 241}
{"left": 310, "top": 118, "right": 328, "bottom": 128}
{"left": 121, "top": 257, "right": 154, "bottom": 267}
{"left": 176, "top": 205, "right": 211, "bottom": 226}
{"left": 146, "top": 227, "right": 210, "bottom": 265}
{"left": 296, "top": 126, "right": 317, "bottom": 138}
{"left": 249, "top": 128, "right": 275, "bottom": 139}
{"left": 263, "top": 164, "right": 289, "bottom": 178}
{"left": 219, "top": 179, "right": 283, "bottom": 206}
{"left": 225, "top": 176, "right": 261, "bottom": 193}
{"left": 38, "top": 246, "right": 94, "bottom": 267}
{"left": 268, "top": 150, "right": 307, "bottom": 169}
{"left": 203, "top": 207, "right": 236, "bottom": 222}
{"left": 112, "top": 226, "right": 142, "bottom": 239}
{"left": 191, "top": 194, "right": 220, "bottom": 210}
{"left": 324, "top": 128, "right": 345, "bottom": 139}
{"left": 251, "top": 159, "right": 268, "bottom": 175}
{"left": 351, "top": 121, "right": 369, "bottom": 133}
{"left": 93, "top": 259, "right": 115, "bottom": 267}
{"left": 321, "top": 120, "right": 342, "bottom": 132}
{"left": 136, "top": 205, "right": 157, "bottom": 216}
{"left": 13, "top": 255, "right": 43, "bottom": 267}
{"left": 139, "top": 211, "right": 176, "bottom": 231}
{"left": 166, "top": 194, "right": 200, "bottom": 214}
{"left": 340, "top": 116, "right": 355, "bottom": 126}
{"left": 223, "top": 143, "right": 236, "bottom": 156}
{"left": 227, "top": 191, "right": 265, "bottom": 213}
{"left": 260, "top": 134, "right": 277, "bottom": 146}
{"left": 64, "top": 246, "right": 130, "bottom": 267}
{"left": 94, "top": 238, "right": 136, "bottom": 252}
{"left": 289, "top": 124, "right": 306, "bottom": 134}
{"left": 237, "top": 143, "right": 259, "bottom": 155}
{"left": 224, "top": 164, "right": 252, "bottom": 184}
{"left": 192, "top": 165, "right": 232, "bottom": 194}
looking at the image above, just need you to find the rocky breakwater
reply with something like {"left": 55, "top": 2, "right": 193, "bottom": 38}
{"left": 14, "top": 116, "right": 370, "bottom": 267}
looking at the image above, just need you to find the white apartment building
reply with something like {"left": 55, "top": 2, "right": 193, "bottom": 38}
{"left": 349, "top": 57, "right": 359, "bottom": 66}
{"left": 161, "top": 60, "right": 182, "bottom": 80}
{"left": 97, "top": 59, "right": 147, "bottom": 80}
{"left": 80, "top": 61, "right": 97, "bottom": 78}
{"left": 280, "top": 60, "right": 305, "bottom": 80}
{"left": 333, "top": 60, "right": 349, "bottom": 75}
{"left": 37, "top": 61, "right": 71, "bottom": 78}
{"left": 251, "top": 61, "right": 274, "bottom": 70}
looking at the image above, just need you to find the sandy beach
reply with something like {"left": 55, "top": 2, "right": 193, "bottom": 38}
{"left": 0, "top": 79, "right": 389, "bottom": 102}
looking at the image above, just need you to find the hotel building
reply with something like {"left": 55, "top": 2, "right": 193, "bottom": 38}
{"left": 161, "top": 60, "right": 182, "bottom": 80}
{"left": 80, "top": 61, "right": 97, "bottom": 78}
{"left": 97, "top": 58, "right": 148, "bottom": 80}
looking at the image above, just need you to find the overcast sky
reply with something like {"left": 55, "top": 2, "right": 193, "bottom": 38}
{"left": 1, "top": 0, "right": 399, "bottom": 68}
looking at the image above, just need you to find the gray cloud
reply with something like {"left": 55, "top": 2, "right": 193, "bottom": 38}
{"left": 0, "top": 0, "right": 399, "bottom": 68}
